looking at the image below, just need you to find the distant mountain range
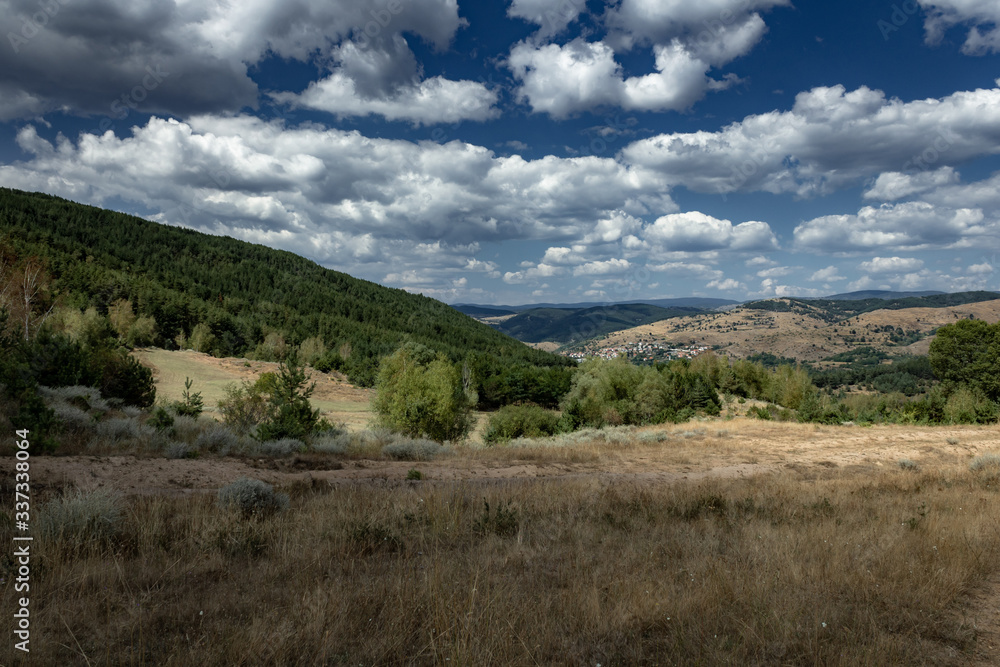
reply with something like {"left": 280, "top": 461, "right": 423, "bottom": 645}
{"left": 454, "top": 297, "right": 739, "bottom": 314}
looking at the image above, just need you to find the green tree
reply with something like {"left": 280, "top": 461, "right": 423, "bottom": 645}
{"left": 256, "top": 351, "right": 323, "bottom": 441}
{"left": 372, "top": 342, "right": 474, "bottom": 442}
{"left": 929, "top": 319, "right": 1000, "bottom": 400}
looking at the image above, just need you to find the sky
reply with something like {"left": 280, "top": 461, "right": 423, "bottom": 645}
{"left": 2, "top": 1, "right": 1000, "bottom": 306}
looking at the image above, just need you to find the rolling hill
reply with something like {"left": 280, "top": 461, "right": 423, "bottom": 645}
{"left": 0, "top": 187, "right": 571, "bottom": 386}
{"left": 490, "top": 304, "right": 706, "bottom": 344}
{"left": 583, "top": 294, "right": 1000, "bottom": 362}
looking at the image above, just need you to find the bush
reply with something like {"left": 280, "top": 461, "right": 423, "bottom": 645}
{"left": 970, "top": 454, "right": 1000, "bottom": 472}
{"left": 37, "top": 488, "right": 123, "bottom": 548}
{"left": 382, "top": 437, "right": 449, "bottom": 461}
{"left": 483, "top": 405, "right": 561, "bottom": 444}
{"left": 218, "top": 375, "right": 275, "bottom": 437}
{"left": 148, "top": 406, "right": 175, "bottom": 433}
{"left": 194, "top": 423, "right": 242, "bottom": 455}
{"left": 257, "top": 438, "right": 304, "bottom": 457}
{"left": 218, "top": 477, "right": 289, "bottom": 518}
{"left": 372, "top": 343, "right": 474, "bottom": 442}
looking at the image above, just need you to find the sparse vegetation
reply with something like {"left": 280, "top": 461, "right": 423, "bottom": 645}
{"left": 10, "top": 458, "right": 1000, "bottom": 665}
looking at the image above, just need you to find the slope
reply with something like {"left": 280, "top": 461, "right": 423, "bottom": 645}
{"left": 591, "top": 295, "right": 1000, "bottom": 362}
{"left": 494, "top": 304, "right": 706, "bottom": 344}
{"left": 0, "top": 187, "right": 571, "bottom": 385}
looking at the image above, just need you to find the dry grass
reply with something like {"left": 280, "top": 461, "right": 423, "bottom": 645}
{"left": 5, "top": 456, "right": 1000, "bottom": 665}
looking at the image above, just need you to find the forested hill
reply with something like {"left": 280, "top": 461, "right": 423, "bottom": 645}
{"left": 0, "top": 188, "right": 570, "bottom": 386}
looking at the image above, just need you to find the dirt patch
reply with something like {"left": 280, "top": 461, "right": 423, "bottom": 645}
{"left": 26, "top": 420, "right": 1000, "bottom": 497}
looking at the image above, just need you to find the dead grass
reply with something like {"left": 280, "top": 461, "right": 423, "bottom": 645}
{"left": 5, "top": 455, "right": 1000, "bottom": 665}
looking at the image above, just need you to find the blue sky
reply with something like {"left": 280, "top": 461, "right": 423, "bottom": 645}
{"left": 2, "top": 0, "right": 1000, "bottom": 305}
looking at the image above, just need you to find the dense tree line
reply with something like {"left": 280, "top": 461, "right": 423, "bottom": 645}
{"left": 0, "top": 188, "right": 572, "bottom": 393}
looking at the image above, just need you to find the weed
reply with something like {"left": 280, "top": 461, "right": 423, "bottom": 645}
{"left": 898, "top": 459, "right": 919, "bottom": 471}
{"left": 473, "top": 499, "right": 519, "bottom": 537}
{"left": 406, "top": 469, "right": 423, "bottom": 481}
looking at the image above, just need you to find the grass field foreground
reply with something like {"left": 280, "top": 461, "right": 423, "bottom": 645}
{"left": 4, "top": 453, "right": 1000, "bottom": 665}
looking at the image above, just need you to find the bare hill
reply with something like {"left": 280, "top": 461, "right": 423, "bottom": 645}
{"left": 594, "top": 298, "right": 1000, "bottom": 361}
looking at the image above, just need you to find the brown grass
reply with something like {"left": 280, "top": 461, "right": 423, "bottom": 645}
{"left": 5, "top": 449, "right": 1000, "bottom": 665}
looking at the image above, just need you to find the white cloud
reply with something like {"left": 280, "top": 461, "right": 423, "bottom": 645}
{"left": 503, "top": 263, "right": 563, "bottom": 284}
{"left": 0, "top": 115, "right": 677, "bottom": 286}
{"left": 507, "top": 38, "right": 729, "bottom": 117}
{"left": 707, "top": 278, "right": 745, "bottom": 291}
{"left": 809, "top": 266, "right": 844, "bottom": 282}
{"left": 793, "top": 202, "right": 991, "bottom": 253}
{"left": 604, "top": 0, "right": 789, "bottom": 51}
{"left": 507, "top": 0, "right": 585, "bottom": 37}
{"left": 756, "top": 266, "right": 797, "bottom": 278}
{"left": 746, "top": 255, "right": 778, "bottom": 267}
{"left": 274, "top": 70, "right": 499, "bottom": 125}
{"left": 919, "top": 1, "right": 1000, "bottom": 54}
{"left": 863, "top": 167, "right": 960, "bottom": 201}
{"left": 572, "top": 258, "right": 631, "bottom": 276}
{"left": 623, "top": 84, "right": 1000, "bottom": 196}
{"left": 644, "top": 211, "right": 778, "bottom": 252}
{"left": 858, "top": 257, "right": 925, "bottom": 274}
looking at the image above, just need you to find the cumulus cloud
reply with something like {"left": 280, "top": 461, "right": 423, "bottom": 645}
{"left": 622, "top": 84, "right": 1000, "bottom": 196}
{"left": 858, "top": 257, "right": 925, "bottom": 274}
{"left": 644, "top": 211, "right": 778, "bottom": 252}
{"left": 707, "top": 278, "right": 745, "bottom": 291}
{"left": 572, "top": 258, "right": 631, "bottom": 276}
{"left": 0, "top": 0, "right": 474, "bottom": 123}
{"left": 507, "top": 0, "right": 586, "bottom": 37}
{"left": 0, "top": 115, "right": 677, "bottom": 285}
{"left": 793, "top": 202, "right": 991, "bottom": 253}
{"left": 508, "top": 38, "right": 733, "bottom": 117}
{"left": 809, "top": 266, "right": 845, "bottom": 282}
{"left": 604, "top": 0, "right": 789, "bottom": 50}
{"left": 919, "top": 0, "right": 1000, "bottom": 54}
{"left": 863, "top": 167, "right": 961, "bottom": 201}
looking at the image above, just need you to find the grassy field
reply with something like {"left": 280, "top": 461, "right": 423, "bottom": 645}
{"left": 5, "top": 419, "right": 1000, "bottom": 665}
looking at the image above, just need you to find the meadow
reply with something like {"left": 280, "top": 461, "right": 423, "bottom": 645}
{"left": 4, "top": 418, "right": 1000, "bottom": 666}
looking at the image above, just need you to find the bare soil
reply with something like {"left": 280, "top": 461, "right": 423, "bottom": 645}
{"left": 29, "top": 420, "right": 1000, "bottom": 496}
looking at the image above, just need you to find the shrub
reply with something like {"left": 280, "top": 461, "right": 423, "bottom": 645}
{"left": 91, "top": 416, "right": 155, "bottom": 449}
{"left": 970, "top": 454, "right": 1000, "bottom": 472}
{"left": 311, "top": 432, "right": 351, "bottom": 455}
{"left": 194, "top": 423, "right": 242, "bottom": 455}
{"left": 165, "top": 442, "right": 192, "bottom": 459}
{"left": 382, "top": 436, "right": 449, "bottom": 461}
{"left": 87, "top": 347, "right": 156, "bottom": 407}
{"left": 372, "top": 342, "right": 474, "bottom": 442}
{"left": 898, "top": 459, "right": 919, "bottom": 471}
{"left": 406, "top": 469, "right": 423, "bottom": 480}
{"left": 37, "top": 488, "right": 123, "bottom": 548}
{"left": 218, "top": 477, "right": 289, "bottom": 518}
{"left": 257, "top": 438, "right": 304, "bottom": 457}
{"left": 148, "top": 406, "right": 175, "bottom": 433}
{"left": 483, "top": 405, "right": 561, "bottom": 444}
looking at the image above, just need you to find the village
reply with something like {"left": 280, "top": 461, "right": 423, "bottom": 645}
{"left": 561, "top": 339, "right": 711, "bottom": 364}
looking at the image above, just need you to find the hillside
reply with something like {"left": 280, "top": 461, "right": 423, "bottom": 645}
{"left": 590, "top": 295, "right": 1000, "bottom": 362}
{"left": 492, "top": 304, "right": 706, "bottom": 344}
{"left": 0, "top": 188, "right": 570, "bottom": 386}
